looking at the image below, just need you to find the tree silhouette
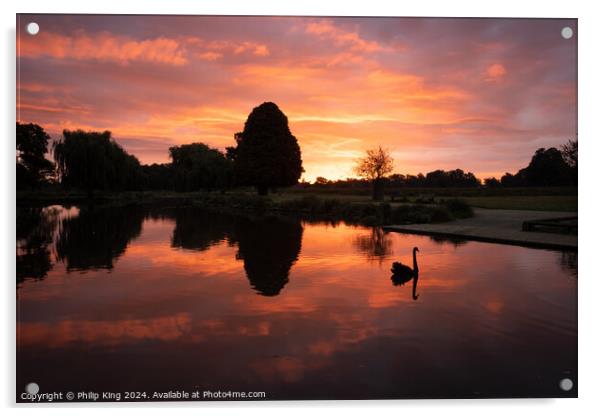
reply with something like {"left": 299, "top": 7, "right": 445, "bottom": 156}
{"left": 424, "top": 169, "right": 480, "bottom": 187}
{"left": 561, "top": 139, "right": 578, "bottom": 168}
{"left": 169, "top": 142, "right": 232, "bottom": 192}
{"left": 561, "top": 138, "right": 578, "bottom": 185}
{"left": 484, "top": 177, "right": 501, "bottom": 188}
{"left": 233, "top": 102, "right": 303, "bottom": 195}
{"left": 501, "top": 147, "right": 572, "bottom": 186}
{"left": 53, "top": 129, "right": 142, "bottom": 193}
{"left": 354, "top": 146, "right": 393, "bottom": 200}
{"left": 140, "top": 163, "right": 175, "bottom": 190}
{"left": 16, "top": 122, "right": 55, "bottom": 189}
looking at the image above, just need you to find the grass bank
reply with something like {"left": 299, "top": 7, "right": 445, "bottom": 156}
{"left": 278, "top": 191, "right": 576, "bottom": 212}
{"left": 456, "top": 196, "right": 577, "bottom": 212}
{"left": 285, "top": 186, "right": 577, "bottom": 198}
{"left": 280, "top": 187, "right": 577, "bottom": 212}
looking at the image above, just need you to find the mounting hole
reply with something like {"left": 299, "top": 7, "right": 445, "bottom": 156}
{"left": 561, "top": 27, "right": 573, "bottom": 39}
{"left": 25, "top": 382, "right": 39, "bottom": 395}
{"left": 26, "top": 22, "right": 39, "bottom": 36}
{"left": 559, "top": 378, "right": 573, "bottom": 391}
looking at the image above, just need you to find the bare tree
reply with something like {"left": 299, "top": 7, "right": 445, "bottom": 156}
{"left": 561, "top": 138, "right": 577, "bottom": 168}
{"left": 354, "top": 146, "right": 394, "bottom": 201}
{"left": 561, "top": 138, "right": 577, "bottom": 185}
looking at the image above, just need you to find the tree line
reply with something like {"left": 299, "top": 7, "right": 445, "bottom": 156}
{"left": 311, "top": 140, "right": 577, "bottom": 192}
{"left": 492, "top": 141, "right": 577, "bottom": 187}
{"left": 16, "top": 101, "right": 576, "bottom": 196}
{"left": 313, "top": 168, "right": 481, "bottom": 189}
{"left": 16, "top": 102, "right": 303, "bottom": 195}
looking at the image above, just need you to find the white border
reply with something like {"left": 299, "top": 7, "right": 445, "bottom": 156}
{"left": 3, "top": 1, "right": 602, "bottom": 415}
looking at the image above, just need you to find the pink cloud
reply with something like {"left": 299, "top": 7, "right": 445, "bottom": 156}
{"left": 485, "top": 63, "right": 507, "bottom": 81}
{"left": 305, "top": 20, "right": 385, "bottom": 53}
{"left": 19, "top": 31, "right": 188, "bottom": 65}
{"left": 198, "top": 51, "right": 223, "bottom": 61}
{"left": 185, "top": 37, "right": 270, "bottom": 60}
{"left": 16, "top": 16, "right": 576, "bottom": 181}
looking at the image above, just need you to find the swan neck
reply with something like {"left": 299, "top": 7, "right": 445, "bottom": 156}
{"left": 413, "top": 250, "right": 418, "bottom": 272}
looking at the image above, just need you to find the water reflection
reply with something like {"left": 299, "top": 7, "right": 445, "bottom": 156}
{"left": 16, "top": 206, "right": 59, "bottom": 284}
{"left": 353, "top": 227, "right": 393, "bottom": 264}
{"left": 16, "top": 204, "right": 577, "bottom": 400}
{"left": 559, "top": 251, "right": 578, "bottom": 279}
{"left": 56, "top": 205, "right": 144, "bottom": 271}
{"left": 232, "top": 216, "right": 303, "bottom": 296}
{"left": 428, "top": 234, "right": 468, "bottom": 247}
{"left": 390, "top": 247, "right": 420, "bottom": 300}
{"left": 170, "top": 209, "right": 304, "bottom": 296}
{"left": 18, "top": 204, "right": 305, "bottom": 297}
{"left": 171, "top": 207, "right": 233, "bottom": 251}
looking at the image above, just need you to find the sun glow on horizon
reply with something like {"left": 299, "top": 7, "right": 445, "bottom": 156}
{"left": 17, "top": 15, "right": 576, "bottom": 182}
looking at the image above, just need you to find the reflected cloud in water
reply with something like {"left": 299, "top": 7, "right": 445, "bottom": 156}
{"left": 16, "top": 204, "right": 577, "bottom": 399}
{"left": 18, "top": 204, "right": 304, "bottom": 297}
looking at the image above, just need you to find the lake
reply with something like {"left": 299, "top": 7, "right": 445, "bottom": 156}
{"left": 16, "top": 204, "right": 577, "bottom": 400}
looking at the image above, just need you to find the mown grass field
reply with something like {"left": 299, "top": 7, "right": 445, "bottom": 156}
{"left": 457, "top": 196, "right": 577, "bottom": 212}
{"left": 277, "top": 189, "right": 577, "bottom": 212}
{"left": 285, "top": 186, "right": 577, "bottom": 198}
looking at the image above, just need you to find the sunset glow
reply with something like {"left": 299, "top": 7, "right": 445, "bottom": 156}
{"left": 17, "top": 15, "right": 577, "bottom": 181}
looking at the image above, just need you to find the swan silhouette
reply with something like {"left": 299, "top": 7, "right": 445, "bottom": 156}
{"left": 390, "top": 247, "right": 420, "bottom": 300}
{"left": 391, "top": 246, "right": 419, "bottom": 278}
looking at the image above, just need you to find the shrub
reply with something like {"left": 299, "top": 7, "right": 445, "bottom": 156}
{"left": 429, "top": 206, "right": 453, "bottom": 223}
{"left": 361, "top": 204, "right": 379, "bottom": 217}
{"left": 379, "top": 202, "right": 392, "bottom": 219}
{"left": 360, "top": 215, "right": 379, "bottom": 226}
{"left": 443, "top": 198, "right": 474, "bottom": 219}
{"left": 321, "top": 198, "right": 342, "bottom": 214}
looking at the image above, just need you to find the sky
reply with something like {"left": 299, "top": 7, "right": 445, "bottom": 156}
{"left": 16, "top": 15, "right": 577, "bottom": 181}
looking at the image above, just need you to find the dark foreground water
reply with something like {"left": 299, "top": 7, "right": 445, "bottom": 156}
{"left": 16, "top": 204, "right": 577, "bottom": 401}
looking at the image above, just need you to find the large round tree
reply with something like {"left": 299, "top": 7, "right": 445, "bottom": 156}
{"left": 234, "top": 102, "right": 303, "bottom": 195}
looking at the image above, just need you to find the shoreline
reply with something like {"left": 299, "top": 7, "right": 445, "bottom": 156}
{"left": 384, "top": 208, "right": 577, "bottom": 251}
{"left": 16, "top": 191, "right": 474, "bottom": 227}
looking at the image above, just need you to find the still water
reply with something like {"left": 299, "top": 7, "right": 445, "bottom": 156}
{"left": 16, "top": 204, "right": 577, "bottom": 400}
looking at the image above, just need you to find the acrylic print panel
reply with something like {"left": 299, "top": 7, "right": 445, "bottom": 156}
{"left": 16, "top": 14, "right": 577, "bottom": 402}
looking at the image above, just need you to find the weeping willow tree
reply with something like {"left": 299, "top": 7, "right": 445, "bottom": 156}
{"left": 53, "top": 129, "right": 142, "bottom": 193}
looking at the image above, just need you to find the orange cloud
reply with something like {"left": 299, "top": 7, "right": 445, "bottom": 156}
{"left": 16, "top": 16, "right": 576, "bottom": 181}
{"left": 485, "top": 63, "right": 507, "bottom": 80}
{"left": 198, "top": 51, "right": 223, "bottom": 61}
{"left": 305, "top": 20, "right": 385, "bottom": 53}
{"left": 19, "top": 31, "right": 188, "bottom": 65}
{"left": 185, "top": 37, "right": 270, "bottom": 60}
